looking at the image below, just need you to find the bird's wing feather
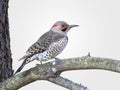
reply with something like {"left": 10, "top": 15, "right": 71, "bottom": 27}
{"left": 18, "top": 30, "right": 65, "bottom": 61}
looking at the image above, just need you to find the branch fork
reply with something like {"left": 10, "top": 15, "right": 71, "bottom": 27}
{"left": 1, "top": 55, "right": 120, "bottom": 90}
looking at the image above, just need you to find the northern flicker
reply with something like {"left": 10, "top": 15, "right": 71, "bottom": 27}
{"left": 14, "top": 21, "right": 78, "bottom": 74}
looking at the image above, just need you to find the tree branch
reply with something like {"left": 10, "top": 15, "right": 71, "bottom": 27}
{"left": 48, "top": 76, "right": 89, "bottom": 90}
{"left": 0, "top": 55, "right": 120, "bottom": 90}
{"left": 53, "top": 56, "right": 120, "bottom": 73}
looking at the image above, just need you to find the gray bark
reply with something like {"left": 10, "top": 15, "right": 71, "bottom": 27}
{"left": 0, "top": 0, "right": 13, "bottom": 82}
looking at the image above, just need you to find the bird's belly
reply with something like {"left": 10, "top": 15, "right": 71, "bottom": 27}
{"left": 42, "top": 37, "right": 68, "bottom": 61}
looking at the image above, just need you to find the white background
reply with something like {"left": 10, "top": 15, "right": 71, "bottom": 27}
{"left": 9, "top": 0, "right": 120, "bottom": 90}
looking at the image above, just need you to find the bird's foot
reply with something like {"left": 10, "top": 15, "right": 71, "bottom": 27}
{"left": 55, "top": 58, "right": 61, "bottom": 62}
{"left": 52, "top": 58, "right": 61, "bottom": 65}
{"left": 36, "top": 59, "right": 43, "bottom": 66}
{"left": 40, "top": 60, "right": 43, "bottom": 65}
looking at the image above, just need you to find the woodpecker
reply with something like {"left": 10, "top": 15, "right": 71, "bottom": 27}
{"left": 15, "top": 21, "right": 79, "bottom": 74}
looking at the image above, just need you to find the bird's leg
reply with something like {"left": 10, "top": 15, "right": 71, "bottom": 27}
{"left": 40, "top": 60, "right": 42, "bottom": 64}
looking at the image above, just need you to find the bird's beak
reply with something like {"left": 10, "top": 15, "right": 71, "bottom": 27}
{"left": 69, "top": 25, "right": 79, "bottom": 28}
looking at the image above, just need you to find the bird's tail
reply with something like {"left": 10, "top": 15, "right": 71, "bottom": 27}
{"left": 14, "top": 59, "right": 28, "bottom": 75}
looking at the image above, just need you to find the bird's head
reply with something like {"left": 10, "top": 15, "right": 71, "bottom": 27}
{"left": 51, "top": 21, "right": 79, "bottom": 35}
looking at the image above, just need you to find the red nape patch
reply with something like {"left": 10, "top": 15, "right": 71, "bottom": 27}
{"left": 52, "top": 24, "right": 57, "bottom": 28}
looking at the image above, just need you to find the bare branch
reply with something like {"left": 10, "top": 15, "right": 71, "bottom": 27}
{"left": 0, "top": 56, "right": 120, "bottom": 90}
{"left": 52, "top": 56, "right": 120, "bottom": 73}
{"left": 0, "top": 63, "right": 56, "bottom": 90}
{"left": 48, "top": 76, "right": 89, "bottom": 90}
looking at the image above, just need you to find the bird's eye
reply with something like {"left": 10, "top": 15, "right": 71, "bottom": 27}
{"left": 61, "top": 25, "right": 64, "bottom": 27}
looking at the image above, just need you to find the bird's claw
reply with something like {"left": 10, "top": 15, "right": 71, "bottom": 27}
{"left": 55, "top": 58, "right": 61, "bottom": 62}
{"left": 52, "top": 58, "right": 61, "bottom": 65}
